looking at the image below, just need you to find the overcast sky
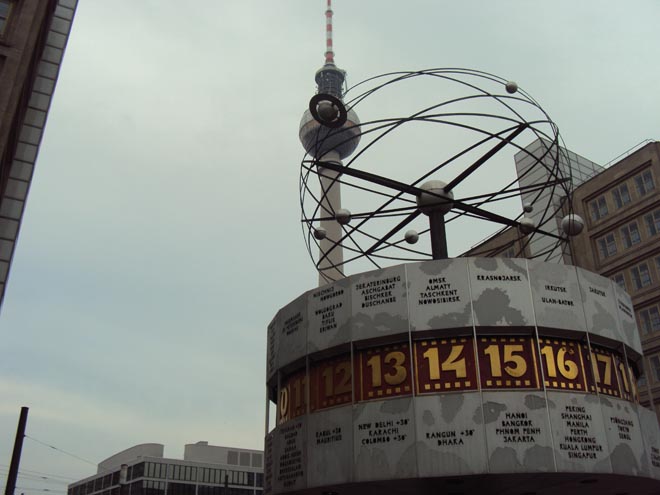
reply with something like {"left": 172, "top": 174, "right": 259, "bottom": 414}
{"left": 1, "top": 0, "right": 659, "bottom": 486}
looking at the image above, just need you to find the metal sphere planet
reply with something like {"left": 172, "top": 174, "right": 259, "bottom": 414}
{"left": 335, "top": 208, "right": 351, "bottom": 225}
{"left": 561, "top": 214, "right": 585, "bottom": 236}
{"left": 416, "top": 180, "right": 454, "bottom": 215}
{"left": 519, "top": 217, "right": 536, "bottom": 234}
{"left": 404, "top": 230, "right": 419, "bottom": 244}
{"left": 505, "top": 80, "right": 518, "bottom": 94}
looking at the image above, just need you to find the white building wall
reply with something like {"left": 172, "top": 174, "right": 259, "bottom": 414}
{"left": 184, "top": 442, "right": 263, "bottom": 469}
{"left": 98, "top": 444, "right": 165, "bottom": 474}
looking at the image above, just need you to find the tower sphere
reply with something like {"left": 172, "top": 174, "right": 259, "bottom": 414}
{"left": 299, "top": 106, "right": 361, "bottom": 160}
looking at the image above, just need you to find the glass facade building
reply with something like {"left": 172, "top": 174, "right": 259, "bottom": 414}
{"left": 513, "top": 138, "right": 604, "bottom": 263}
{"left": 68, "top": 444, "right": 263, "bottom": 495}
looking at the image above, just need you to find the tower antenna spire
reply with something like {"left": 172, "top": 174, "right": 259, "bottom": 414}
{"left": 315, "top": 0, "right": 345, "bottom": 98}
{"left": 324, "top": 0, "right": 335, "bottom": 65}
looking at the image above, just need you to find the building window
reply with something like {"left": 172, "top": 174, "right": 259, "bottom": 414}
{"left": 132, "top": 463, "right": 144, "bottom": 480}
{"left": 198, "top": 487, "right": 223, "bottom": 495}
{"left": 635, "top": 170, "right": 655, "bottom": 196}
{"left": 144, "top": 481, "right": 165, "bottom": 495}
{"left": 155, "top": 463, "right": 167, "bottom": 479}
{"left": 0, "top": 1, "right": 12, "bottom": 36}
{"left": 631, "top": 262, "right": 652, "bottom": 290}
{"left": 228, "top": 451, "right": 239, "bottom": 465}
{"left": 168, "top": 484, "right": 195, "bottom": 495}
{"left": 620, "top": 221, "right": 641, "bottom": 248}
{"left": 650, "top": 355, "right": 660, "bottom": 382}
{"left": 589, "top": 196, "right": 608, "bottom": 221}
{"left": 597, "top": 233, "right": 617, "bottom": 259}
{"left": 612, "top": 273, "right": 626, "bottom": 290}
{"left": 638, "top": 306, "right": 660, "bottom": 335}
{"left": 184, "top": 466, "right": 196, "bottom": 482}
{"left": 645, "top": 209, "right": 660, "bottom": 236}
{"left": 612, "top": 183, "right": 631, "bottom": 209}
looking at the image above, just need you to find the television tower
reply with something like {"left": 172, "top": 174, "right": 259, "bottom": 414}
{"left": 299, "top": 0, "right": 361, "bottom": 285}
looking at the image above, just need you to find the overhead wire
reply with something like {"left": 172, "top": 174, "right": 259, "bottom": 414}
{"left": 0, "top": 465, "right": 76, "bottom": 482}
{"left": 15, "top": 487, "right": 67, "bottom": 493}
{"left": 24, "top": 435, "right": 97, "bottom": 468}
{"left": 0, "top": 472, "right": 70, "bottom": 485}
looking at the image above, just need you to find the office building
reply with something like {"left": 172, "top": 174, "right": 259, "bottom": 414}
{"left": 569, "top": 140, "right": 660, "bottom": 418}
{"left": 0, "top": 0, "right": 77, "bottom": 310}
{"left": 68, "top": 443, "right": 264, "bottom": 495}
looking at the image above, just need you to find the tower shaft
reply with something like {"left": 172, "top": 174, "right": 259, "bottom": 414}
{"left": 318, "top": 152, "right": 345, "bottom": 284}
{"left": 317, "top": 0, "right": 345, "bottom": 285}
